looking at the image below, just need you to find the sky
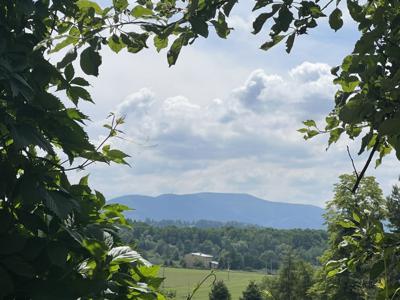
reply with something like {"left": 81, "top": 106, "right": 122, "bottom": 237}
{"left": 66, "top": 0, "right": 400, "bottom": 207}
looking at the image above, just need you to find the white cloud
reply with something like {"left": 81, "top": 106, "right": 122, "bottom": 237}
{"left": 76, "top": 61, "right": 399, "bottom": 207}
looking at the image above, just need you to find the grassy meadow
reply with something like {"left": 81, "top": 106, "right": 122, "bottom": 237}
{"left": 159, "top": 267, "right": 267, "bottom": 299}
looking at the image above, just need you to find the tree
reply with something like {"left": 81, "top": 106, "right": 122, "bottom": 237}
{"left": 386, "top": 180, "right": 400, "bottom": 232}
{"left": 267, "top": 248, "right": 314, "bottom": 300}
{"left": 310, "top": 174, "right": 387, "bottom": 299}
{"left": 240, "top": 281, "right": 264, "bottom": 300}
{"left": 0, "top": 0, "right": 234, "bottom": 298}
{"left": 209, "top": 280, "right": 231, "bottom": 300}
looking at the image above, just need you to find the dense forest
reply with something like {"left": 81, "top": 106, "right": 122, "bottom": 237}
{"left": 120, "top": 220, "right": 327, "bottom": 270}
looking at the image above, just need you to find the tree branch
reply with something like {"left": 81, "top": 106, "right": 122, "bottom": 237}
{"left": 346, "top": 145, "right": 359, "bottom": 178}
{"left": 351, "top": 137, "right": 380, "bottom": 194}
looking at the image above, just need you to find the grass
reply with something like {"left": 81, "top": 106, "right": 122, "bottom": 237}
{"left": 159, "top": 267, "right": 268, "bottom": 300}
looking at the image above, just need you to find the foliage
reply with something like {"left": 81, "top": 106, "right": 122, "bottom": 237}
{"left": 2, "top": 0, "right": 399, "bottom": 298}
{"left": 120, "top": 221, "right": 327, "bottom": 270}
{"left": 309, "top": 175, "right": 400, "bottom": 299}
{"left": 260, "top": 249, "right": 315, "bottom": 300}
{"left": 0, "top": 0, "right": 241, "bottom": 298}
{"left": 290, "top": 0, "right": 400, "bottom": 187}
{"left": 240, "top": 281, "right": 264, "bottom": 300}
{"left": 209, "top": 280, "right": 231, "bottom": 300}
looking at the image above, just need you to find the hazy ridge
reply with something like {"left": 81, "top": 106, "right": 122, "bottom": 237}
{"left": 109, "top": 192, "right": 325, "bottom": 229}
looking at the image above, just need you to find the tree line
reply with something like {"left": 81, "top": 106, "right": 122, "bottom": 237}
{"left": 120, "top": 220, "right": 327, "bottom": 271}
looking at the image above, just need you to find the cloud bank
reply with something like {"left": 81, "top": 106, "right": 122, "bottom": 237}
{"left": 75, "top": 61, "right": 399, "bottom": 207}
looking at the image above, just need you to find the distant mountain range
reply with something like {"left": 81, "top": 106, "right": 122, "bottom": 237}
{"left": 109, "top": 192, "right": 325, "bottom": 229}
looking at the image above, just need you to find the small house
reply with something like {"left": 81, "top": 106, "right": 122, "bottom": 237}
{"left": 184, "top": 252, "right": 218, "bottom": 269}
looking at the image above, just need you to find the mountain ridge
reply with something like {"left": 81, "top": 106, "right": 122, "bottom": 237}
{"left": 109, "top": 192, "right": 325, "bottom": 229}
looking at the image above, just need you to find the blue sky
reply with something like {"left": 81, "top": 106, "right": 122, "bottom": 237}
{"left": 68, "top": 0, "right": 400, "bottom": 207}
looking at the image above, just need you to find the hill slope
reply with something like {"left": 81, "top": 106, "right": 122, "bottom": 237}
{"left": 109, "top": 192, "right": 325, "bottom": 229}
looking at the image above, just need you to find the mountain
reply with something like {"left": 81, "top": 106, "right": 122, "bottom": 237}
{"left": 109, "top": 192, "right": 325, "bottom": 229}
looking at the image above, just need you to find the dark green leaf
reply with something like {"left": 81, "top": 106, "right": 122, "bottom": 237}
{"left": 285, "top": 33, "right": 295, "bottom": 53}
{"left": 260, "top": 35, "right": 284, "bottom": 51}
{"left": 71, "top": 77, "right": 90, "bottom": 86}
{"left": 57, "top": 49, "right": 77, "bottom": 69}
{"left": 253, "top": 5, "right": 281, "bottom": 34}
{"left": 65, "top": 63, "right": 74, "bottom": 82}
{"left": 190, "top": 17, "right": 209, "bottom": 38}
{"left": 80, "top": 47, "right": 102, "bottom": 76}
{"left": 113, "top": 0, "right": 129, "bottom": 10}
{"left": 329, "top": 8, "right": 343, "bottom": 31}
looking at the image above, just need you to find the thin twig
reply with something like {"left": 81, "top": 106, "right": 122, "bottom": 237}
{"left": 346, "top": 145, "right": 359, "bottom": 178}
{"left": 186, "top": 271, "right": 216, "bottom": 300}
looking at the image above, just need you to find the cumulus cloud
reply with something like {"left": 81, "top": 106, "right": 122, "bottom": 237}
{"left": 81, "top": 62, "right": 399, "bottom": 207}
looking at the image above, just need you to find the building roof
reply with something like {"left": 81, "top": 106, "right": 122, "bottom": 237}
{"left": 191, "top": 252, "right": 213, "bottom": 258}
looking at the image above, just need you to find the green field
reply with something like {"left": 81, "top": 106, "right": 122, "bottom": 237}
{"left": 159, "top": 267, "right": 267, "bottom": 300}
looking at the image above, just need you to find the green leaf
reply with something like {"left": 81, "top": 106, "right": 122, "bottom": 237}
{"left": 167, "top": 36, "right": 184, "bottom": 66}
{"left": 77, "top": 0, "right": 103, "bottom": 14}
{"left": 65, "top": 63, "right": 74, "bottom": 82}
{"left": 71, "top": 77, "right": 90, "bottom": 86}
{"left": 44, "top": 191, "right": 78, "bottom": 220}
{"left": 211, "top": 13, "right": 230, "bottom": 38}
{"left": 113, "top": 0, "right": 129, "bottom": 10}
{"left": 305, "top": 129, "right": 319, "bottom": 140}
{"left": 83, "top": 239, "right": 107, "bottom": 259}
{"left": 338, "top": 220, "right": 357, "bottom": 228}
{"left": 57, "top": 49, "right": 77, "bottom": 69}
{"left": 253, "top": 5, "right": 281, "bottom": 34}
{"left": 50, "top": 27, "right": 80, "bottom": 53}
{"left": 327, "top": 268, "right": 340, "bottom": 278}
{"left": 329, "top": 8, "right": 343, "bottom": 31}
{"left": 339, "top": 97, "right": 372, "bottom": 124}
{"left": 260, "top": 35, "right": 285, "bottom": 51}
{"left": 108, "top": 35, "right": 125, "bottom": 53}
{"left": 131, "top": 5, "right": 153, "bottom": 17}
{"left": 67, "top": 86, "right": 93, "bottom": 104}
{"left": 190, "top": 17, "right": 209, "bottom": 38}
{"left": 338, "top": 76, "right": 359, "bottom": 92}
{"left": 328, "top": 128, "right": 344, "bottom": 145}
{"left": 285, "top": 33, "right": 295, "bottom": 53}
{"left": 352, "top": 212, "right": 360, "bottom": 223}
{"left": 80, "top": 47, "right": 102, "bottom": 76}
{"left": 153, "top": 36, "right": 168, "bottom": 52}
{"left": 276, "top": 6, "right": 293, "bottom": 32}
{"left": 109, "top": 246, "right": 150, "bottom": 266}
{"left": 223, "top": 0, "right": 238, "bottom": 16}
{"left": 379, "top": 118, "right": 400, "bottom": 136}
{"left": 253, "top": 0, "right": 272, "bottom": 11}
{"left": 103, "top": 147, "right": 130, "bottom": 165}
{"left": 303, "top": 120, "right": 316, "bottom": 127}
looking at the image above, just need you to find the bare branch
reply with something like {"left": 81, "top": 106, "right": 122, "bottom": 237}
{"left": 346, "top": 145, "right": 359, "bottom": 178}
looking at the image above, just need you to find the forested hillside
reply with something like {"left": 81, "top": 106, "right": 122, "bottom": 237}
{"left": 120, "top": 221, "right": 327, "bottom": 270}
{"left": 110, "top": 193, "right": 325, "bottom": 229}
